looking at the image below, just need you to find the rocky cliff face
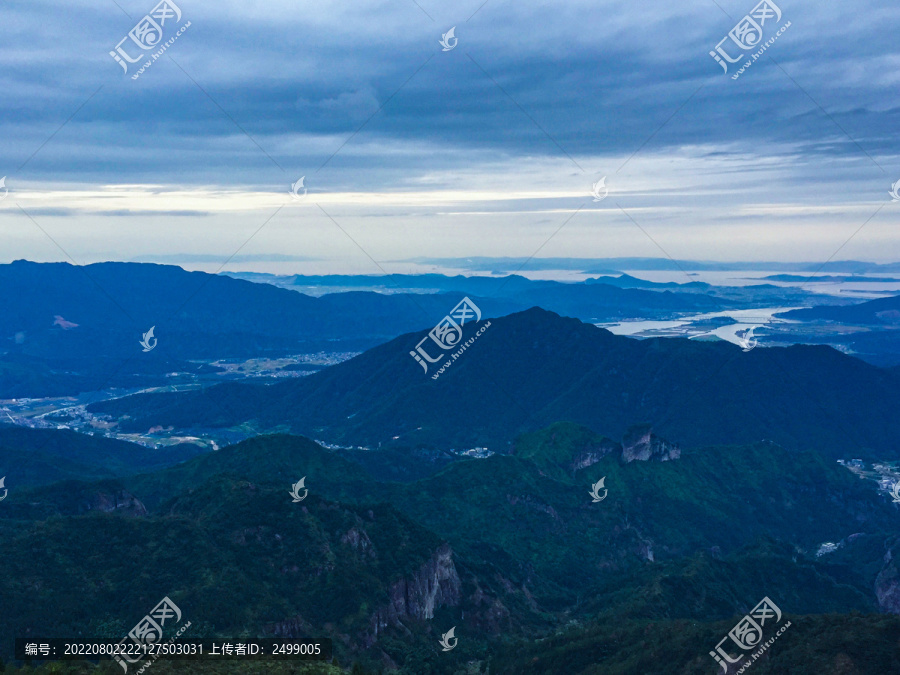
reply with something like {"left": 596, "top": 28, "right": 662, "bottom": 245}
{"left": 875, "top": 543, "right": 900, "bottom": 614}
{"left": 569, "top": 438, "right": 620, "bottom": 473}
{"left": 83, "top": 489, "right": 147, "bottom": 516}
{"left": 621, "top": 425, "right": 681, "bottom": 462}
{"left": 268, "top": 615, "right": 315, "bottom": 639}
{"left": 518, "top": 423, "right": 680, "bottom": 477}
{"left": 268, "top": 541, "right": 508, "bottom": 649}
{"left": 366, "top": 543, "right": 462, "bottom": 645}
{"left": 340, "top": 526, "right": 375, "bottom": 559}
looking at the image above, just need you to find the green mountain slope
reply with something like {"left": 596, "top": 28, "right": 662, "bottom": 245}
{"left": 370, "top": 430, "right": 897, "bottom": 600}
{"left": 489, "top": 613, "right": 900, "bottom": 675}
{"left": 10, "top": 429, "right": 896, "bottom": 608}
{"left": 122, "top": 434, "right": 373, "bottom": 510}
{"left": 0, "top": 477, "right": 459, "bottom": 667}
{"left": 3, "top": 428, "right": 899, "bottom": 674}
{"left": 0, "top": 427, "right": 204, "bottom": 488}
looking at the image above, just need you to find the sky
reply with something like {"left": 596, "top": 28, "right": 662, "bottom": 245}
{"left": 1, "top": 0, "right": 899, "bottom": 275}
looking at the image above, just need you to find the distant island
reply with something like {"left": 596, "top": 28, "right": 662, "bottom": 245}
{"left": 757, "top": 274, "right": 900, "bottom": 283}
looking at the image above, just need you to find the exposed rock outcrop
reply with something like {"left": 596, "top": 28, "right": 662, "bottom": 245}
{"left": 84, "top": 489, "right": 147, "bottom": 516}
{"left": 569, "top": 438, "right": 620, "bottom": 472}
{"left": 513, "top": 422, "right": 681, "bottom": 475}
{"left": 270, "top": 542, "right": 511, "bottom": 649}
{"left": 341, "top": 526, "right": 375, "bottom": 559}
{"left": 268, "top": 614, "right": 315, "bottom": 639}
{"left": 875, "top": 544, "right": 900, "bottom": 614}
{"left": 366, "top": 543, "right": 461, "bottom": 645}
{"left": 464, "top": 585, "right": 511, "bottom": 634}
{"left": 621, "top": 425, "right": 680, "bottom": 462}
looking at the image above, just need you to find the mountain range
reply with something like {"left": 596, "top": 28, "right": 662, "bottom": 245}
{"left": 4, "top": 260, "right": 900, "bottom": 674}
{"left": 2, "top": 428, "right": 899, "bottom": 674}
{"left": 0, "top": 261, "right": 765, "bottom": 398}
{"left": 224, "top": 270, "right": 838, "bottom": 309}
{"left": 767, "top": 295, "right": 900, "bottom": 367}
{"left": 91, "top": 307, "right": 900, "bottom": 458}
{"left": 403, "top": 256, "right": 900, "bottom": 274}
{"left": 778, "top": 294, "right": 900, "bottom": 324}
{"left": 0, "top": 427, "right": 204, "bottom": 488}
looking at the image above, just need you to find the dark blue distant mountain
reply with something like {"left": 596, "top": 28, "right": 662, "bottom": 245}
{"left": 761, "top": 274, "right": 900, "bottom": 282}
{"left": 226, "top": 271, "right": 712, "bottom": 293}
{"left": 405, "top": 256, "right": 900, "bottom": 274}
{"left": 91, "top": 308, "right": 900, "bottom": 458}
{"left": 0, "top": 261, "right": 747, "bottom": 397}
{"left": 585, "top": 273, "right": 711, "bottom": 290}
{"left": 778, "top": 294, "right": 900, "bottom": 324}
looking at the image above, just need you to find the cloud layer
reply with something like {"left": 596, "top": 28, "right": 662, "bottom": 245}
{"left": 1, "top": 0, "right": 898, "bottom": 267}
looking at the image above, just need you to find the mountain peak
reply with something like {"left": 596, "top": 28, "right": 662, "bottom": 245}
{"left": 92, "top": 306, "right": 900, "bottom": 458}
{"left": 513, "top": 421, "right": 679, "bottom": 475}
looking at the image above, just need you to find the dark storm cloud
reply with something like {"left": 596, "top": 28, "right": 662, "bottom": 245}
{"left": 0, "top": 0, "right": 897, "bottom": 187}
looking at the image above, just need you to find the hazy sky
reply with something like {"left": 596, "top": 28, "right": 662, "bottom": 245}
{"left": 1, "top": 0, "right": 898, "bottom": 273}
